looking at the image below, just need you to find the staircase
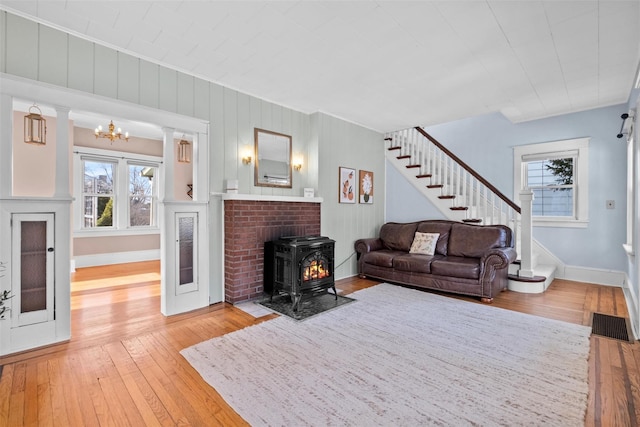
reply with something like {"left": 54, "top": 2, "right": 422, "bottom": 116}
{"left": 385, "top": 127, "right": 557, "bottom": 292}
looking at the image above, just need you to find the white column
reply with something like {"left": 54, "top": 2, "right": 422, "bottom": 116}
{"left": 519, "top": 189, "right": 535, "bottom": 278}
{"left": 0, "top": 94, "right": 13, "bottom": 198}
{"left": 162, "top": 127, "right": 175, "bottom": 201}
{"left": 193, "top": 130, "right": 209, "bottom": 202}
{"left": 54, "top": 106, "right": 71, "bottom": 199}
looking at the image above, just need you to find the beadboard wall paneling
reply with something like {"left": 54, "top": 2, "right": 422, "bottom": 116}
{"left": 5, "top": 14, "right": 38, "bottom": 80}
{"left": 139, "top": 60, "right": 160, "bottom": 109}
{"left": 0, "top": 12, "right": 6, "bottom": 73}
{"left": 158, "top": 67, "right": 178, "bottom": 113}
{"left": 193, "top": 77, "right": 210, "bottom": 121}
{"left": 315, "top": 113, "right": 385, "bottom": 279}
{"left": 117, "top": 52, "right": 140, "bottom": 105}
{"left": 177, "top": 73, "right": 195, "bottom": 117}
{"left": 67, "top": 37, "right": 94, "bottom": 94}
{"left": 39, "top": 26, "right": 68, "bottom": 88}
{"left": 210, "top": 83, "right": 225, "bottom": 193}
{"left": 94, "top": 44, "right": 118, "bottom": 99}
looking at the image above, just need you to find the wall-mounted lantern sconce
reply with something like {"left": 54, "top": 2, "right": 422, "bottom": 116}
{"left": 242, "top": 155, "right": 252, "bottom": 165}
{"left": 24, "top": 104, "right": 47, "bottom": 145}
{"left": 178, "top": 137, "right": 191, "bottom": 163}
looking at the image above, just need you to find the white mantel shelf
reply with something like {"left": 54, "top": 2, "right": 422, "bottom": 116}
{"left": 211, "top": 192, "right": 323, "bottom": 203}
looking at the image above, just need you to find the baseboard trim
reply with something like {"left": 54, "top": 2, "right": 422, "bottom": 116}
{"left": 556, "top": 264, "right": 625, "bottom": 287}
{"left": 74, "top": 249, "right": 160, "bottom": 268}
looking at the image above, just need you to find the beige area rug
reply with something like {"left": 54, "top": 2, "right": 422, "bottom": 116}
{"left": 181, "top": 283, "right": 591, "bottom": 426}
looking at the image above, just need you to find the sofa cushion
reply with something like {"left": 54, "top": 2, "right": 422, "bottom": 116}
{"left": 362, "top": 250, "right": 404, "bottom": 268}
{"left": 409, "top": 232, "right": 439, "bottom": 255}
{"left": 416, "top": 221, "right": 452, "bottom": 255}
{"left": 447, "top": 223, "right": 509, "bottom": 258}
{"left": 392, "top": 254, "right": 439, "bottom": 273}
{"left": 379, "top": 222, "right": 418, "bottom": 252}
{"left": 430, "top": 256, "right": 481, "bottom": 279}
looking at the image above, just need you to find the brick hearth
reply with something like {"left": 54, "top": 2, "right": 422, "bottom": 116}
{"left": 224, "top": 200, "right": 321, "bottom": 303}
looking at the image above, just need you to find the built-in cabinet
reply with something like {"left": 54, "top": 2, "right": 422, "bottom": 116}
{"left": 11, "top": 213, "right": 54, "bottom": 327}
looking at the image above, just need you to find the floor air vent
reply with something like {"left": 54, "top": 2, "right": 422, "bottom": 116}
{"left": 591, "top": 313, "right": 631, "bottom": 342}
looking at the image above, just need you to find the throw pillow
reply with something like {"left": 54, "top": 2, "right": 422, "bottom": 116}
{"left": 409, "top": 232, "right": 440, "bottom": 256}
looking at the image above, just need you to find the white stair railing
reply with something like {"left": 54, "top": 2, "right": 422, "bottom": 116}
{"left": 385, "top": 127, "right": 533, "bottom": 273}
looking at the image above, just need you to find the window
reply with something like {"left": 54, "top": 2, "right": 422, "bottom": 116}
{"left": 129, "top": 164, "right": 157, "bottom": 227}
{"left": 514, "top": 138, "right": 589, "bottom": 228}
{"left": 525, "top": 155, "right": 575, "bottom": 217}
{"left": 74, "top": 147, "right": 161, "bottom": 234}
{"left": 82, "top": 159, "right": 116, "bottom": 228}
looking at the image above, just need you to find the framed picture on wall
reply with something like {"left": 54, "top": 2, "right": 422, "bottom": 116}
{"left": 339, "top": 167, "right": 356, "bottom": 203}
{"left": 359, "top": 170, "right": 374, "bottom": 204}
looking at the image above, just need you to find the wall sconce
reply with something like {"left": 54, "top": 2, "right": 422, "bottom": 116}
{"left": 24, "top": 103, "right": 46, "bottom": 145}
{"left": 241, "top": 145, "right": 253, "bottom": 165}
{"left": 293, "top": 155, "right": 303, "bottom": 171}
{"left": 178, "top": 137, "right": 191, "bottom": 163}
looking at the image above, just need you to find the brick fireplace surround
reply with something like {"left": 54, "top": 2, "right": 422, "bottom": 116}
{"left": 224, "top": 198, "right": 321, "bottom": 303}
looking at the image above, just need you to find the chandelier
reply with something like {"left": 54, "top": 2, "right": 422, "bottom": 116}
{"left": 95, "top": 120, "right": 129, "bottom": 142}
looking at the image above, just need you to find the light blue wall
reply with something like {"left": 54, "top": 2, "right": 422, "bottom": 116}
{"left": 387, "top": 104, "right": 629, "bottom": 272}
{"left": 385, "top": 159, "right": 445, "bottom": 223}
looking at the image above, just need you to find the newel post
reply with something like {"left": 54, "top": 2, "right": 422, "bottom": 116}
{"left": 519, "top": 189, "right": 534, "bottom": 278}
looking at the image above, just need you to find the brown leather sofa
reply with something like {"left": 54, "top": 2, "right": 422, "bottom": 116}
{"left": 354, "top": 220, "right": 517, "bottom": 302}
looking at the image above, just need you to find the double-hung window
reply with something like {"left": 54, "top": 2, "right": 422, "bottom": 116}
{"left": 82, "top": 159, "right": 116, "bottom": 228}
{"left": 74, "top": 147, "right": 161, "bottom": 234}
{"left": 514, "top": 138, "right": 589, "bottom": 228}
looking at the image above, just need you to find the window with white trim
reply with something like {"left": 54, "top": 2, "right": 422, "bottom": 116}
{"left": 514, "top": 138, "right": 589, "bottom": 228}
{"left": 74, "top": 147, "right": 161, "bottom": 234}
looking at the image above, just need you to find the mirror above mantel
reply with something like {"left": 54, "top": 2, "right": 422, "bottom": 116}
{"left": 254, "top": 128, "right": 292, "bottom": 188}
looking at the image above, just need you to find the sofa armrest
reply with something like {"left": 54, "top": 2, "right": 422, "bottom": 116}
{"left": 480, "top": 247, "right": 517, "bottom": 270}
{"left": 354, "top": 238, "right": 384, "bottom": 255}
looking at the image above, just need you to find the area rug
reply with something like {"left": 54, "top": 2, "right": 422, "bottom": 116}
{"left": 258, "top": 290, "right": 355, "bottom": 321}
{"left": 181, "top": 283, "right": 591, "bottom": 426}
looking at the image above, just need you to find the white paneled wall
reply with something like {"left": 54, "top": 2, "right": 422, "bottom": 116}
{"left": 0, "top": 10, "right": 385, "bottom": 281}
{"left": 315, "top": 113, "right": 385, "bottom": 279}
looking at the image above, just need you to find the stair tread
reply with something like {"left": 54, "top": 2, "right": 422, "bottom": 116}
{"left": 438, "top": 195, "right": 456, "bottom": 199}
{"left": 508, "top": 274, "right": 547, "bottom": 283}
{"left": 416, "top": 174, "right": 432, "bottom": 178}
{"left": 397, "top": 155, "right": 411, "bottom": 159}
{"left": 387, "top": 146, "right": 400, "bottom": 150}
{"left": 450, "top": 206, "right": 469, "bottom": 211}
{"left": 427, "top": 184, "right": 443, "bottom": 188}
{"left": 406, "top": 164, "right": 421, "bottom": 168}
{"left": 462, "top": 218, "right": 482, "bottom": 223}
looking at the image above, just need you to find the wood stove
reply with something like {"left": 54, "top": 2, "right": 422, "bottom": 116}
{"left": 264, "top": 236, "right": 336, "bottom": 311}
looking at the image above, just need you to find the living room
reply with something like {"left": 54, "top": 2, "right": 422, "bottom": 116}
{"left": 1, "top": 1, "right": 640, "bottom": 425}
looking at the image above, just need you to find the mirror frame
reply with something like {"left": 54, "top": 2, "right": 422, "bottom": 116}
{"left": 254, "top": 128, "right": 292, "bottom": 188}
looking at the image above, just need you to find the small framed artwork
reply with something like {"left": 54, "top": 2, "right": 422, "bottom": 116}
{"left": 359, "top": 170, "right": 374, "bottom": 204}
{"left": 339, "top": 167, "right": 356, "bottom": 203}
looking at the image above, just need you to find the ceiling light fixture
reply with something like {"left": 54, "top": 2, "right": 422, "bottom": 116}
{"left": 95, "top": 120, "right": 129, "bottom": 142}
{"left": 24, "top": 103, "right": 47, "bottom": 145}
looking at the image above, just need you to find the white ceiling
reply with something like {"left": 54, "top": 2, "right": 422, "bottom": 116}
{"left": 2, "top": 0, "right": 640, "bottom": 133}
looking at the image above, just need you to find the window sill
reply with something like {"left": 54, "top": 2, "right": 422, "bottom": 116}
{"left": 532, "top": 218, "right": 588, "bottom": 228}
{"left": 74, "top": 227, "right": 160, "bottom": 238}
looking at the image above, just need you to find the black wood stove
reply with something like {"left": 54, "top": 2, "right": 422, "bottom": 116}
{"left": 264, "top": 236, "right": 336, "bottom": 311}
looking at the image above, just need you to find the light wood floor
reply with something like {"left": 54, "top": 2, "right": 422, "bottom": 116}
{"left": 1, "top": 260, "right": 639, "bottom": 426}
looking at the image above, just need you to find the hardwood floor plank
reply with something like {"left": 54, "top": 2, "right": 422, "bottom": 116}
{"left": 35, "top": 360, "right": 53, "bottom": 427}
{"left": 45, "top": 359, "right": 71, "bottom": 427}
{"left": 0, "top": 363, "right": 15, "bottom": 425}
{"left": 77, "top": 347, "right": 116, "bottom": 427}
{"left": 23, "top": 361, "right": 38, "bottom": 426}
